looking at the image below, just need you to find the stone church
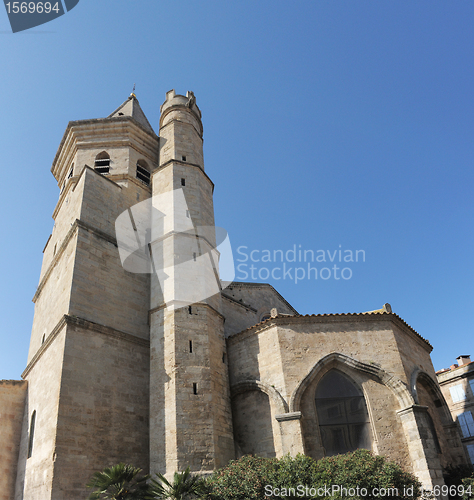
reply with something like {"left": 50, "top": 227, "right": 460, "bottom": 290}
{"left": 0, "top": 90, "right": 469, "bottom": 500}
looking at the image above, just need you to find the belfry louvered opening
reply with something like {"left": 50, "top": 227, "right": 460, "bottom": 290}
{"left": 94, "top": 152, "right": 110, "bottom": 174}
{"left": 136, "top": 160, "right": 151, "bottom": 185}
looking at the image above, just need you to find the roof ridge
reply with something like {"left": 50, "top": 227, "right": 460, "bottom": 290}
{"left": 228, "top": 310, "right": 431, "bottom": 347}
{"left": 225, "top": 281, "right": 298, "bottom": 314}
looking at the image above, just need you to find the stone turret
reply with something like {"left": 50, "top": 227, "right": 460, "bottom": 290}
{"left": 149, "top": 90, "right": 234, "bottom": 477}
{"left": 159, "top": 89, "right": 204, "bottom": 169}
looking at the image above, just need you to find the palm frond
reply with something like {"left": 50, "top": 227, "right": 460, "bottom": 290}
{"left": 87, "top": 463, "right": 150, "bottom": 500}
{"left": 148, "top": 467, "right": 205, "bottom": 500}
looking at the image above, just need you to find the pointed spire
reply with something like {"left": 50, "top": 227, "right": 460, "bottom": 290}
{"left": 108, "top": 92, "right": 155, "bottom": 134}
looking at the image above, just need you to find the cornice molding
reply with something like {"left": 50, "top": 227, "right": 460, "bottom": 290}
{"left": 22, "top": 315, "right": 149, "bottom": 379}
{"left": 154, "top": 160, "right": 214, "bottom": 193}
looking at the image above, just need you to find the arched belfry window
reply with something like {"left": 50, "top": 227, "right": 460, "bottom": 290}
{"left": 27, "top": 410, "right": 36, "bottom": 458}
{"left": 315, "top": 370, "right": 371, "bottom": 456}
{"left": 94, "top": 152, "right": 110, "bottom": 174}
{"left": 136, "top": 160, "right": 150, "bottom": 185}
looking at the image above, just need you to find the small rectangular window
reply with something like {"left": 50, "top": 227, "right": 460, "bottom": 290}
{"left": 193, "top": 383, "right": 197, "bottom": 395}
{"left": 450, "top": 384, "right": 467, "bottom": 403}
{"left": 181, "top": 178, "right": 186, "bottom": 186}
{"left": 182, "top": 156, "right": 187, "bottom": 162}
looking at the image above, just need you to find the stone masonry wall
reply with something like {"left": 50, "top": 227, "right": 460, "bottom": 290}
{"left": 226, "top": 316, "right": 417, "bottom": 471}
{"left": 15, "top": 326, "right": 67, "bottom": 500}
{"left": 222, "top": 283, "right": 297, "bottom": 337}
{"left": 68, "top": 167, "right": 150, "bottom": 340}
{"left": 0, "top": 380, "right": 27, "bottom": 500}
{"left": 50, "top": 321, "right": 149, "bottom": 500}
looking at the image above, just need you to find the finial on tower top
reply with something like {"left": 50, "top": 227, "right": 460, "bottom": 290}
{"left": 130, "top": 83, "right": 136, "bottom": 99}
{"left": 185, "top": 91, "right": 196, "bottom": 109}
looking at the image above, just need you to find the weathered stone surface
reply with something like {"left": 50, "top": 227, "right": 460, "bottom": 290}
{"left": 0, "top": 381, "right": 26, "bottom": 500}
{"left": 2, "top": 91, "right": 466, "bottom": 500}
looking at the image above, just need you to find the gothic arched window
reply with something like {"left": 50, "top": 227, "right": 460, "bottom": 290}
{"left": 315, "top": 370, "right": 371, "bottom": 456}
{"left": 94, "top": 152, "right": 110, "bottom": 174}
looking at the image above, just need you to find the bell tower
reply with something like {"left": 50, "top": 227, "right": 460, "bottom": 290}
{"left": 15, "top": 94, "right": 157, "bottom": 500}
{"left": 149, "top": 90, "right": 235, "bottom": 476}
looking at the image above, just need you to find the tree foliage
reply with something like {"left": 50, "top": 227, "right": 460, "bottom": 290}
{"left": 311, "top": 450, "right": 421, "bottom": 500}
{"left": 462, "top": 473, "right": 474, "bottom": 500}
{"left": 205, "top": 455, "right": 278, "bottom": 500}
{"left": 148, "top": 467, "right": 205, "bottom": 500}
{"left": 204, "top": 450, "right": 422, "bottom": 500}
{"left": 87, "top": 463, "right": 150, "bottom": 500}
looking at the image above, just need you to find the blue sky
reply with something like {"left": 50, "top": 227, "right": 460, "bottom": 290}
{"left": 0, "top": 1, "right": 473, "bottom": 378}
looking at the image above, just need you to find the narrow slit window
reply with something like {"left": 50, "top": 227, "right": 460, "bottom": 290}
{"left": 42, "top": 334, "right": 45, "bottom": 344}
{"left": 136, "top": 160, "right": 150, "bottom": 185}
{"left": 67, "top": 164, "right": 74, "bottom": 179}
{"left": 222, "top": 353, "right": 226, "bottom": 363}
{"left": 189, "top": 340, "right": 193, "bottom": 353}
{"left": 193, "top": 383, "right": 197, "bottom": 395}
{"left": 181, "top": 178, "right": 186, "bottom": 186}
{"left": 186, "top": 210, "right": 190, "bottom": 218}
{"left": 188, "top": 306, "right": 192, "bottom": 315}
{"left": 94, "top": 152, "right": 110, "bottom": 174}
{"left": 193, "top": 252, "right": 196, "bottom": 262}
{"left": 27, "top": 410, "right": 36, "bottom": 458}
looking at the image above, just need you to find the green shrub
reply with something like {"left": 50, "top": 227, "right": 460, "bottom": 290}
{"left": 311, "top": 449, "right": 421, "bottom": 500}
{"left": 267, "top": 454, "right": 315, "bottom": 499}
{"left": 442, "top": 465, "right": 474, "bottom": 500}
{"left": 204, "top": 450, "right": 421, "bottom": 500}
{"left": 205, "top": 455, "right": 277, "bottom": 500}
{"left": 462, "top": 473, "right": 474, "bottom": 500}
